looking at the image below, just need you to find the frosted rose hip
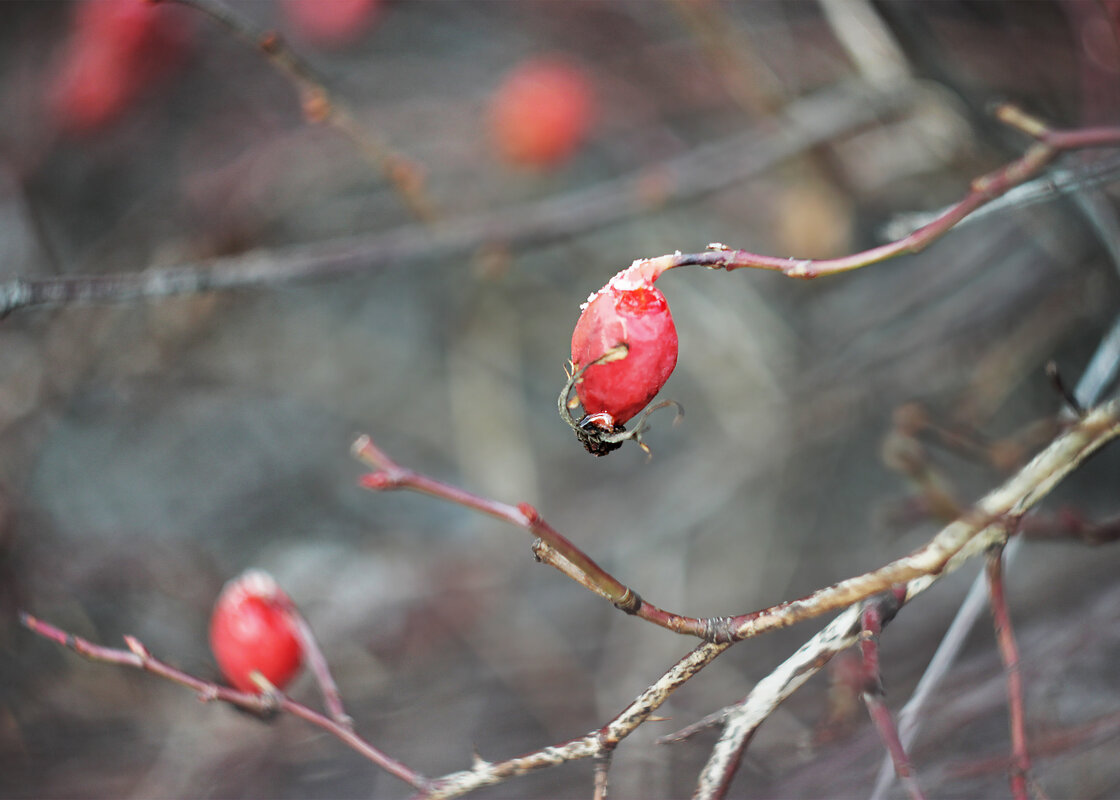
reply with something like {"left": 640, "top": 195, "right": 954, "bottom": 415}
{"left": 570, "top": 274, "right": 678, "bottom": 428}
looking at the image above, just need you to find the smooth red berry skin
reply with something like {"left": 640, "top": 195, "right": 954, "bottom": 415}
{"left": 490, "top": 58, "right": 595, "bottom": 168}
{"left": 570, "top": 271, "right": 678, "bottom": 427}
{"left": 209, "top": 571, "right": 304, "bottom": 694}
{"left": 48, "top": 0, "right": 193, "bottom": 135}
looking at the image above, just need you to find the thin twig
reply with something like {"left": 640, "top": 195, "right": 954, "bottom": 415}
{"left": 415, "top": 641, "right": 731, "bottom": 800}
{"left": 166, "top": 0, "right": 436, "bottom": 222}
{"left": 689, "top": 604, "right": 866, "bottom": 799}
{"left": 18, "top": 612, "right": 429, "bottom": 792}
{"left": 1020, "top": 509, "right": 1120, "bottom": 545}
{"left": 986, "top": 546, "right": 1032, "bottom": 800}
{"left": 880, "top": 154, "right": 1120, "bottom": 240}
{"left": 292, "top": 612, "right": 351, "bottom": 729}
{"left": 872, "top": 177, "right": 1120, "bottom": 800}
{"left": 860, "top": 591, "right": 926, "bottom": 800}
{"left": 715, "top": 397, "right": 1120, "bottom": 642}
{"left": 629, "top": 106, "right": 1120, "bottom": 280}
{"left": 676, "top": 399, "right": 1119, "bottom": 798}
{"left": 351, "top": 435, "right": 709, "bottom": 636}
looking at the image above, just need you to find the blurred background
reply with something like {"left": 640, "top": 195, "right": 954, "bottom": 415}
{"left": 2, "top": 1, "right": 1119, "bottom": 797}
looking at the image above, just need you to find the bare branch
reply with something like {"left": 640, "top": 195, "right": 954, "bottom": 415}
{"left": 416, "top": 642, "right": 731, "bottom": 800}
{"left": 631, "top": 107, "right": 1120, "bottom": 280}
{"left": 691, "top": 605, "right": 864, "bottom": 799}
{"left": 352, "top": 435, "right": 711, "bottom": 637}
{"left": 716, "top": 397, "right": 1120, "bottom": 642}
{"left": 677, "top": 399, "right": 1119, "bottom": 797}
{"left": 292, "top": 611, "right": 351, "bottom": 729}
{"left": 18, "top": 612, "right": 429, "bottom": 792}
{"left": 0, "top": 80, "right": 903, "bottom": 318}
{"left": 354, "top": 398, "right": 1120, "bottom": 652}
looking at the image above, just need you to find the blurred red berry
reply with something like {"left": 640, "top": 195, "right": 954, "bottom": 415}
{"left": 490, "top": 57, "right": 596, "bottom": 168}
{"left": 209, "top": 570, "right": 304, "bottom": 694}
{"left": 570, "top": 264, "right": 678, "bottom": 428}
{"left": 281, "top": 0, "right": 383, "bottom": 49}
{"left": 49, "top": 38, "right": 136, "bottom": 134}
{"left": 48, "top": 0, "right": 193, "bottom": 135}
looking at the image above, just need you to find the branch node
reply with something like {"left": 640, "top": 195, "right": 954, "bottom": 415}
{"left": 612, "top": 588, "right": 643, "bottom": 615}
{"left": 124, "top": 635, "right": 150, "bottom": 659}
{"left": 702, "top": 616, "right": 737, "bottom": 644}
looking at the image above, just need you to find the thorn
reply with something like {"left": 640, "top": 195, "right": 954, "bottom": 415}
{"left": 1046, "top": 361, "right": 1084, "bottom": 417}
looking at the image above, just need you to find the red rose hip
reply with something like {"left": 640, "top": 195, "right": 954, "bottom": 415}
{"left": 209, "top": 570, "right": 304, "bottom": 693}
{"left": 490, "top": 57, "right": 596, "bottom": 168}
{"left": 570, "top": 262, "right": 678, "bottom": 432}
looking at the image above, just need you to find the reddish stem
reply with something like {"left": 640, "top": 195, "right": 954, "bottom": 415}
{"left": 352, "top": 435, "right": 713, "bottom": 638}
{"left": 986, "top": 547, "right": 1032, "bottom": 800}
{"left": 293, "top": 612, "right": 351, "bottom": 728}
{"left": 860, "top": 592, "right": 926, "bottom": 800}
{"left": 19, "top": 611, "right": 430, "bottom": 793}
{"left": 633, "top": 108, "right": 1120, "bottom": 280}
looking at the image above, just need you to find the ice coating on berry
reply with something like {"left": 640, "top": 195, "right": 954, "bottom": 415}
{"left": 570, "top": 270, "right": 677, "bottom": 426}
{"left": 209, "top": 570, "right": 304, "bottom": 694}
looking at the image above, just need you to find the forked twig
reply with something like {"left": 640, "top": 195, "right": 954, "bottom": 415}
{"left": 355, "top": 398, "right": 1120, "bottom": 649}
{"left": 351, "top": 434, "right": 707, "bottom": 635}
{"left": 23, "top": 406, "right": 1119, "bottom": 800}
{"left": 651, "top": 400, "right": 1120, "bottom": 798}
{"left": 415, "top": 641, "right": 731, "bottom": 800}
{"left": 20, "top": 607, "right": 729, "bottom": 800}
{"left": 18, "top": 612, "right": 428, "bottom": 792}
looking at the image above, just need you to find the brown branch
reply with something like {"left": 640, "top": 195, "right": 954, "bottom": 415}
{"left": 18, "top": 612, "right": 430, "bottom": 792}
{"left": 166, "top": 0, "right": 436, "bottom": 222}
{"left": 986, "top": 546, "right": 1032, "bottom": 800}
{"left": 947, "top": 708, "right": 1120, "bottom": 780}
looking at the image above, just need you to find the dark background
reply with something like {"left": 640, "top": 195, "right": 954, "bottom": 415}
{"left": 2, "top": 1, "right": 1119, "bottom": 797}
